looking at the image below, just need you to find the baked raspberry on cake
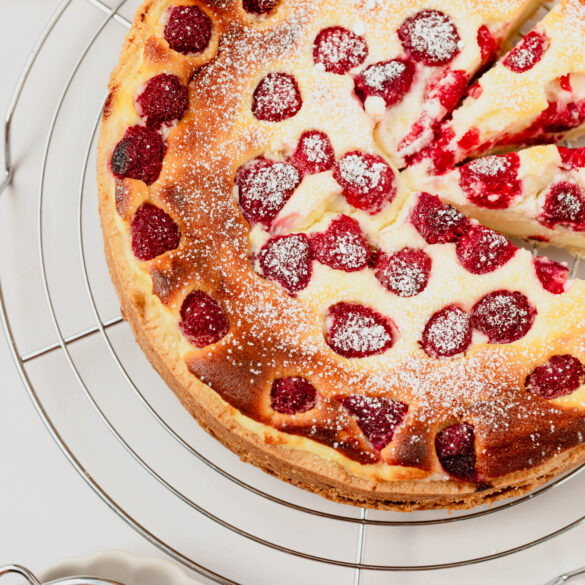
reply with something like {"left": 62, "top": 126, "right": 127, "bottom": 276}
{"left": 98, "top": 0, "right": 585, "bottom": 510}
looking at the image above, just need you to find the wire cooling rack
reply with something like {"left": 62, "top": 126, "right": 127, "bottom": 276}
{"left": 4, "top": 1, "right": 585, "bottom": 584}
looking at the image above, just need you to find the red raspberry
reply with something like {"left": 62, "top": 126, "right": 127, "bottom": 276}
{"left": 534, "top": 257, "right": 569, "bottom": 294}
{"left": 410, "top": 192, "right": 470, "bottom": 244}
{"left": 421, "top": 305, "right": 471, "bottom": 358}
{"left": 375, "top": 248, "right": 432, "bottom": 297}
{"left": 540, "top": 181, "right": 585, "bottom": 229}
{"left": 326, "top": 302, "right": 395, "bottom": 358}
{"left": 111, "top": 125, "right": 166, "bottom": 185}
{"left": 258, "top": 234, "right": 312, "bottom": 294}
{"left": 179, "top": 291, "right": 229, "bottom": 347}
{"left": 525, "top": 355, "right": 585, "bottom": 399}
{"left": 342, "top": 395, "right": 408, "bottom": 451}
{"left": 131, "top": 202, "right": 180, "bottom": 260}
{"left": 164, "top": 5, "right": 213, "bottom": 55}
{"left": 354, "top": 59, "right": 415, "bottom": 107}
{"left": 310, "top": 215, "right": 370, "bottom": 272}
{"left": 333, "top": 151, "right": 396, "bottom": 214}
{"left": 398, "top": 10, "right": 461, "bottom": 66}
{"left": 289, "top": 130, "right": 335, "bottom": 175}
{"left": 435, "top": 423, "right": 477, "bottom": 481}
{"left": 243, "top": 0, "right": 279, "bottom": 14}
{"left": 136, "top": 74, "right": 188, "bottom": 129}
{"left": 456, "top": 225, "right": 516, "bottom": 274}
{"left": 271, "top": 377, "right": 317, "bottom": 414}
{"left": 252, "top": 73, "right": 302, "bottom": 122}
{"left": 502, "top": 30, "right": 548, "bottom": 73}
{"left": 471, "top": 290, "right": 536, "bottom": 344}
{"left": 313, "top": 26, "right": 368, "bottom": 75}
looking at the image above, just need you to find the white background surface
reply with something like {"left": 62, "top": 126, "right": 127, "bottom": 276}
{"left": 2, "top": 1, "right": 585, "bottom": 584}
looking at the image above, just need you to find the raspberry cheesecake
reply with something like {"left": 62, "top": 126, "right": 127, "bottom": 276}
{"left": 409, "top": 144, "right": 585, "bottom": 253}
{"left": 98, "top": 0, "right": 585, "bottom": 510}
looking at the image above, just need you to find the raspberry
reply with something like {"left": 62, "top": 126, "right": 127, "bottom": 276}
{"left": 456, "top": 225, "right": 516, "bottom": 274}
{"left": 398, "top": 10, "right": 461, "bottom": 66}
{"left": 375, "top": 248, "right": 432, "bottom": 297}
{"left": 435, "top": 423, "right": 477, "bottom": 480}
{"left": 525, "top": 355, "right": 585, "bottom": 399}
{"left": 313, "top": 26, "right": 368, "bottom": 75}
{"left": 540, "top": 181, "right": 585, "bottom": 229}
{"left": 333, "top": 151, "right": 396, "bottom": 214}
{"left": 471, "top": 290, "right": 536, "bottom": 344}
{"left": 459, "top": 153, "right": 521, "bottom": 209}
{"left": 111, "top": 125, "right": 165, "bottom": 185}
{"left": 164, "top": 5, "right": 213, "bottom": 55}
{"left": 258, "top": 234, "right": 312, "bottom": 294}
{"left": 410, "top": 192, "right": 470, "bottom": 244}
{"left": 310, "top": 215, "right": 369, "bottom": 272}
{"left": 179, "top": 291, "right": 229, "bottom": 347}
{"left": 326, "top": 302, "right": 394, "bottom": 358}
{"left": 558, "top": 146, "right": 585, "bottom": 170}
{"left": 136, "top": 74, "right": 188, "bottom": 129}
{"left": 342, "top": 395, "right": 408, "bottom": 451}
{"left": 421, "top": 305, "right": 471, "bottom": 358}
{"left": 289, "top": 130, "right": 335, "bottom": 175}
{"left": 271, "top": 377, "right": 317, "bottom": 414}
{"left": 477, "top": 25, "right": 498, "bottom": 64}
{"left": 427, "top": 68, "right": 468, "bottom": 111}
{"left": 534, "top": 256, "right": 569, "bottom": 294}
{"left": 354, "top": 59, "right": 415, "bottom": 107}
{"left": 236, "top": 158, "right": 301, "bottom": 226}
{"left": 131, "top": 202, "right": 180, "bottom": 260}
{"left": 243, "top": 0, "right": 279, "bottom": 14}
{"left": 252, "top": 73, "right": 302, "bottom": 122}
{"left": 502, "top": 30, "right": 548, "bottom": 73}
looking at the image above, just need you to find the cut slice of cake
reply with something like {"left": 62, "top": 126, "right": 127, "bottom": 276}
{"left": 409, "top": 144, "right": 585, "bottom": 254}
{"left": 366, "top": 0, "right": 541, "bottom": 167}
{"left": 409, "top": 0, "right": 585, "bottom": 174}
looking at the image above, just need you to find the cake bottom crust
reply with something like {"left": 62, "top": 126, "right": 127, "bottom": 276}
{"left": 100, "top": 199, "right": 585, "bottom": 511}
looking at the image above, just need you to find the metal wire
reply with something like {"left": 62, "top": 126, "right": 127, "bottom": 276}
{"left": 3, "top": 0, "right": 585, "bottom": 580}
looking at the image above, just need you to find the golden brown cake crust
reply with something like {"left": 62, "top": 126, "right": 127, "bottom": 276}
{"left": 98, "top": 0, "right": 585, "bottom": 510}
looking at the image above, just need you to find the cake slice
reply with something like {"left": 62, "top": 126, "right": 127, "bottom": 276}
{"left": 366, "top": 0, "right": 541, "bottom": 167}
{"left": 409, "top": 0, "right": 585, "bottom": 174}
{"left": 409, "top": 144, "right": 585, "bottom": 254}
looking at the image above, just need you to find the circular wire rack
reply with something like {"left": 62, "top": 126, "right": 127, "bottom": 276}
{"left": 4, "top": 1, "right": 585, "bottom": 583}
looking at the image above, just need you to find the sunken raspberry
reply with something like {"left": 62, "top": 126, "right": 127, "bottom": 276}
{"left": 375, "top": 248, "right": 432, "bottom": 297}
{"left": 540, "top": 181, "right": 585, "bottom": 229}
{"left": 235, "top": 158, "right": 301, "bottom": 226}
{"left": 289, "top": 130, "right": 335, "bottom": 175}
{"left": 421, "top": 305, "right": 471, "bottom": 358}
{"left": 477, "top": 25, "right": 498, "bottom": 64}
{"left": 354, "top": 59, "right": 415, "bottom": 107}
{"left": 398, "top": 10, "right": 461, "bottom": 66}
{"left": 179, "top": 290, "right": 229, "bottom": 347}
{"left": 333, "top": 151, "right": 396, "bottom": 214}
{"left": 558, "top": 146, "right": 585, "bottom": 170}
{"left": 525, "top": 355, "right": 585, "bottom": 399}
{"left": 243, "top": 0, "right": 279, "bottom": 14}
{"left": 326, "top": 302, "right": 395, "bottom": 358}
{"left": 410, "top": 192, "right": 469, "bottom": 244}
{"left": 456, "top": 225, "right": 516, "bottom": 275}
{"left": 136, "top": 74, "right": 188, "bottom": 129}
{"left": 164, "top": 5, "right": 213, "bottom": 55}
{"left": 131, "top": 202, "right": 180, "bottom": 260}
{"left": 111, "top": 125, "right": 166, "bottom": 185}
{"left": 310, "top": 215, "right": 369, "bottom": 272}
{"left": 459, "top": 153, "right": 521, "bottom": 209}
{"left": 502, "top": 30, "right": 548, "bottom": 73}
{"left": 435, "top": 423, "right": 477, "bottom": 481}
{"left": 534, "top": 257, "right": 569, "bottom": 294}
{"left": 258, "top": 233, "right": 312, "bottom": 294}
{"left": 271, "top": 377, "right": 317, "bottom": 414}
{"left": 313, "top": 26, "right": 368, "bottom": 75}
{"left": 342, "top": 395, "right": 408, "bottom": 451}
{"left": 252, "top": 73, "right": 302, "bottom": 122}
{"left": 427, "top": 69, "right": 468, "bottom": 111}
{"left": 471, "top": 290, "right": 536, "bottom": 344}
